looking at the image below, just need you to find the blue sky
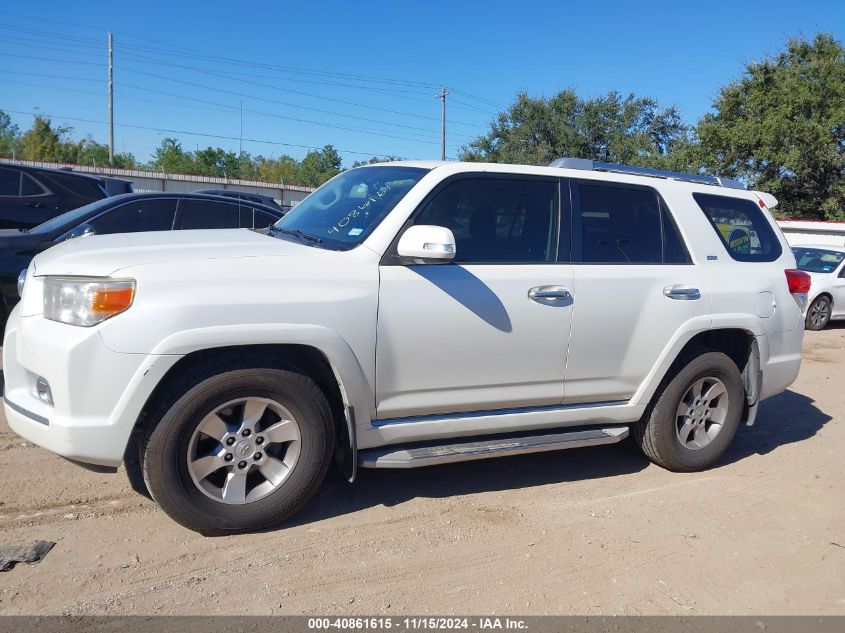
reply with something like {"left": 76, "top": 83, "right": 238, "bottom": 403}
{"left": 0, "top": 1, "right": 842, "bottom": 166}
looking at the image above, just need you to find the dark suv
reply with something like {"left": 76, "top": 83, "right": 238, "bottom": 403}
{"left": 193, "top": 189, "right": 289, "bottom": 213}
{"left": 0, "top": 163, "right": 133, "bottom": 229}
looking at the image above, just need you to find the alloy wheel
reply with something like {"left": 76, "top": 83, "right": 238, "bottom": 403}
{"left": 186, "top": 397, "right": 301, "bottom": 504}
{"left": 675, "top": 377, "right": 730, "bottom": 451}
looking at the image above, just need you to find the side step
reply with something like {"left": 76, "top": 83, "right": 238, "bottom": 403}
{"left": 359, "top": 427, "right": 629, "bottom": 469}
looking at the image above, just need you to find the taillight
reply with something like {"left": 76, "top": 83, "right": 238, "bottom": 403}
{"left": 785, "top": 269, "right": 811, "bottom": 294}
{"left": 785, "top": 268, "right": 811, "bottom": 309}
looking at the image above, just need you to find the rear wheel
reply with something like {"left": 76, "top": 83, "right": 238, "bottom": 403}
{"left": 142, "top": 366, "right": 333, "bottom": 535}
{"left": 805, "top": 296, "right": 831, "bottom": 331}
{"left": 634, "top": 351, "right": 744, "bottom": 472}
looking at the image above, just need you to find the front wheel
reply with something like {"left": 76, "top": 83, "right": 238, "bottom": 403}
{"left": 805, "top": 296, "right": 831, "bottom": 331}
{"left": 143, "top": 367, "right": 334, "bottom": 535}
{"left": 634, "top": 351, "right": 744, "bottom": 472}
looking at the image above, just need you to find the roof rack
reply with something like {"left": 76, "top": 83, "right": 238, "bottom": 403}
{"left": 547, "top": 157, "right": 746, "bottom": 190}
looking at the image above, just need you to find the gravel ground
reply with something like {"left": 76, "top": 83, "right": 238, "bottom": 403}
{"left": 0, "top": 328, "right": 843, "bottom": 615}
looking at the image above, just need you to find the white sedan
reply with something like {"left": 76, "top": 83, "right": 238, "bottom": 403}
{"left": 793, "top": 245, "right": 845, "bottom": 330}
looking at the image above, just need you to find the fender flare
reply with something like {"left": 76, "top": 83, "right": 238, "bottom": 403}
{"left": 630, "top": 315, "right": 764, "bottom": 407}
{"left": 149, "top": 323, "right": 375, "bottom": 478}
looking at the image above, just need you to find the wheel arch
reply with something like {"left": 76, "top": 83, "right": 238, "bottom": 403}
{"left": 125, "top": 326, "right": 372, "bottom": 486}
{"left": 633, "top": 325, "right": 761, "bottom": 425}
{"left": 811, "top": 291, "right": 833, "bottom": 306}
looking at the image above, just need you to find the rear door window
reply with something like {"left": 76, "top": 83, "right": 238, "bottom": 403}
{"left": 693, "top": 193, "right": 782, "bottom": 262}
{"left": 180, "top": 199, "right": 241, "bottom": 230}
{"left": 572, "top": 182, "right": 690, "bottom": 264}
{"left": 88, "top": 199, "right": 178, "bottom": 234}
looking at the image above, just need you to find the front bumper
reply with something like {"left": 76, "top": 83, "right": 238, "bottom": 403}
{"left": 3, "top": 306, "right": 182, "bottom": 467}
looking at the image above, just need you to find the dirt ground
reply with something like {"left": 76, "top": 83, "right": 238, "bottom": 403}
{"left": 0, "top": 329, "right": 843, "bottom": 616}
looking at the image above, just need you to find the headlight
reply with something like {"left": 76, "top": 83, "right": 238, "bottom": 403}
{"left": 43, "top": 276, "right": 136, "bottom": 327}
{"left": 17, "top": 268, "right": 27, "bottom": 297}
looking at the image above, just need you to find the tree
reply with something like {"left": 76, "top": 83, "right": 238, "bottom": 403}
{"left": 150, "top": 137, "right": 196, "bottom": 174}
{"left": 298, "top": 144, "right": 342, "bottom": 187}
{"left": 194, "top": 146, "right": 242, "bottom": 178}
{"left": 0, "top": 110, "right": 20, "bottom": 157}
{"left": 76, "top": 139, "right": 138, "bottom": 168}
{"left": 694, "top": 34, "right": 845, "bottom": 219}
{"left": 351, "top": 155, "right": 402, "bottom": 167}
{"left": 459, "top": 90, "right": 688, "bottom": 168}
{"left": 17, "top": 115, "right": 83, "bottom": 162}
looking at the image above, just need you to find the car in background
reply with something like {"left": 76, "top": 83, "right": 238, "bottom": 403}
{"left": 193, "top": 188, "right": 289, "bottom": 214}
{"left": 793, "top": 244, "right": 845, "bottom": 330}
{"left": 0, "top": 191, "right": 284, "bottom": 324}
{"left": 0, "top": 163, "right": 133, "bottom": 229}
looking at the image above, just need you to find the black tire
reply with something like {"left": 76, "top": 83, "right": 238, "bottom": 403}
{"left": 633, "top": 351, "right": 744, "bottom": 472}
{"left": 805, "top": 295, "right": 831, "bottom": 331}
{"left": 142, "top": 364, "right": 334, "bottom": 535}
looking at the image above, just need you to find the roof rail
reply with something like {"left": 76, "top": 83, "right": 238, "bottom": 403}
{"left": 547, "top": 157, "right": 746, "bottom": 190}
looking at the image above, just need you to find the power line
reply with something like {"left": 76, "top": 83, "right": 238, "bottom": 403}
{"left": 0, "top": 74, "right": 473, "bottom": 145}
{"left": 0, "top": 16, "right": 508, "bottom": 110}
{"left": 0, "top": 17, "right": 441, "bottom": 90}
{"left": 114, "top": 84, "right": 451, "bottom": 145}
{"left": 118, "top": 57, "right": 486, "bottom": 129}
{"left": 0, "top": 29, "right": 499, "bottom": 117}
{"left": 117, "top": 79, "right": 476, "bottom": 141}
{"left": 0, "top": 107, "right": 415, "bottom": 158}
{"left": 0, "top": 69, "right": 103, "bottom": 82}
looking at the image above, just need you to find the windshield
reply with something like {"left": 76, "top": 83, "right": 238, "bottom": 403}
{"left": 272, "top": 166, "right": 429, "bottom": 250}
{"left": 31, "top": 196, "right": 121, "bottom": 234}
{"left": 793, "top": 247, "right": 845, "bottom": 273}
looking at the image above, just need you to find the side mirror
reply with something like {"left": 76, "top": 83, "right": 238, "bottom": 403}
{"left": 65, "top": 223, "right": 96, "bottom": 241}
{"left": 397, "top": 225, "right": 456, "bottom": 263}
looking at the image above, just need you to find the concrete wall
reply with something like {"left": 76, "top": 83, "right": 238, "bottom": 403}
{"left": 0, "top": 158, "right": 316, "bottom": 208}
{"left": 778, "top": 220, "right": 845, "bottom": 247}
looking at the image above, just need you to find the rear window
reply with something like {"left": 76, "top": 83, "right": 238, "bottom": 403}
{"left": 693, "top": 193, "right": 782, "bottom": 262}
{"left": 572, "top": 182, "right": 691, "bottom": 264}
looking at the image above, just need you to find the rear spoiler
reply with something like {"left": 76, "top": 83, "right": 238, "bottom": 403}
{"left": 754, "top": 191, "right": 778, "bottom": 208}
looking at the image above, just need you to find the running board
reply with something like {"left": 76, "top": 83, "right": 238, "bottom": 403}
{"left": 358, "top": 427, "right": 629, "bottom": 468}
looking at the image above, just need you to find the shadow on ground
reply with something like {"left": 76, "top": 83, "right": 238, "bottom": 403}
{"left": 290, "top": 388, "right": 831, "bottom": 528}
{"left": 722, "top": 389, "right": 831, "bottom": 464}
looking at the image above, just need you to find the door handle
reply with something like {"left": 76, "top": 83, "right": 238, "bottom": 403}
{"left": 25, "top": 201, "right": 42, "bottom": 208}
{"left": 528, "top": 285, "right": 572, "bottom": 302}
{"left": 664, "top": 285, "right": 701, "bottom": 300}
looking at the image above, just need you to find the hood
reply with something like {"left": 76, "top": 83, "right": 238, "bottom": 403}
{"left": 31, "top": 228, "right": 323, "bottom": 277}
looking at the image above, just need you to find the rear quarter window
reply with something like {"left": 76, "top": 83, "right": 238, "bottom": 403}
{"left": 693, "top": 192, "right": 782, "bottom": 262}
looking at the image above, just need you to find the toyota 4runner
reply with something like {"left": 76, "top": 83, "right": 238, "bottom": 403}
{"left": 4, "top": 158, "right": 808, "bottom": 534}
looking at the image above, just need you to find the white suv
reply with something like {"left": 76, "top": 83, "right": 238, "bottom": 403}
{"left": 4, "top": 159, "right": 808, "bottom": 534}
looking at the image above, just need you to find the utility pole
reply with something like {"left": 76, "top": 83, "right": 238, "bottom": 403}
{"left": 108, "top": 31, "right": 114, "bottom": 166}
{"left": 437, "top": 87, "right": 448, "bottom": 161}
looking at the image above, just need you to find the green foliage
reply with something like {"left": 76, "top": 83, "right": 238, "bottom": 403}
{"left": 0, "top": 111, "right": 19, "bottom": 157}
{"left": 151, "top": 137, "right": 196, "bottom": 174}
{"left": 694, "top": 34, "right": 845, "bottom": 220}
{"left": 298, "top": 145, "right": 342, "bottom": 187}
{"left": 75, "top": 136, "right": 138, "bottom": 168}
{"left": 351, "top": 155, "right": 402, "bottom": 167}
{"left": 459, "top": 90, "right": 688, "bottom": 168}
{"left": 145, "top": 138, "right": 342, "bottom": 186}
{"left": 17, "top": 115, "right": 83, "bottom": 162}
